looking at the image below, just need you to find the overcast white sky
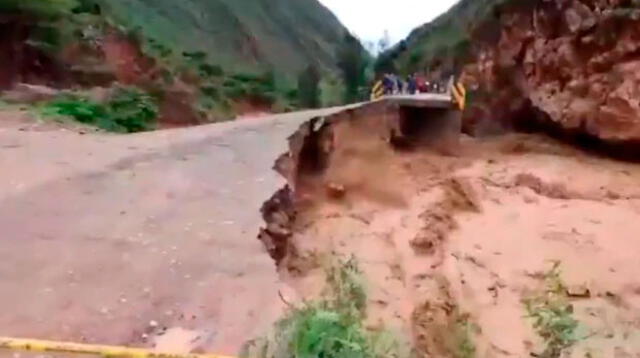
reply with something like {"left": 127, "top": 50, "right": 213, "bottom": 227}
{"left": 319, "top": 0, "right": 458, "bottom": 45}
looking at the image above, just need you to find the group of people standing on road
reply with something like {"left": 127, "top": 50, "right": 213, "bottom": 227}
{"left": 380, "top": 73, "right": 448, "bottom": 96}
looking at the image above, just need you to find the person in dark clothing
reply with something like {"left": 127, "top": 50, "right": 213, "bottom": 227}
{"left": 382, "top": 74, "right": 394, "bottom": 95}
{"left": 395, "top": 76, "right": 404, "bottom": 94}
{"left": 407, "top": 74, "right": 417, "bottom": 94}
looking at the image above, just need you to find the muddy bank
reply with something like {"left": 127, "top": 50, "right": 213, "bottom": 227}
{"left": 259, "top": 100, "right": 461, "bottom": 265}
{"left": 259, "top": 102, "right": 640, "bottom": 357}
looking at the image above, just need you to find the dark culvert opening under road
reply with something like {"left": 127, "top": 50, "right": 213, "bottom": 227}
{"left": 393, "top": 105, "right": 459, "bottom": 150}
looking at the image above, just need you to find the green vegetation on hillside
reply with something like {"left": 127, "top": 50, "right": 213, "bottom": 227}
{"left": 242, "top": 257, "right": 409, "bottom": 358}
{"left": 337, "top": 34, "right": 370, "bottom": 103}
{"left": 41, "top": 86, "right": 159, "bottom": 133}
{"left": 0, "top": 0, "right": 348, "bottom": 77}
{"left": 0, "top": 0, "right": 79, "bottom": 17}
{"left": 2, "top": 0, "right": 366, "bottom": 125}
{"left": 98, "top": 0, "right": 349, "bottom": 76}
{"left": 298, "top": 65, "right": 321, "bottom": 109}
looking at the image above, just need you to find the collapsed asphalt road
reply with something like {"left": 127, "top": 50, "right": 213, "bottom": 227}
{"left": 0, "top": 107, "right": 347, "bottom": 355}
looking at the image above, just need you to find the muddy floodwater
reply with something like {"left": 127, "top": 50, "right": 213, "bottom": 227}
{"left": 263, "top": 103, "right": 640, "bottom": 357}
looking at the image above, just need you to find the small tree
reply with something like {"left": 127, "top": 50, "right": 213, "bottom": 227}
{"left": 337, "top": 33, "right": 368, "bottom": 104}
{"left": 297, "top": 65, "right": 320, "bottom": 109}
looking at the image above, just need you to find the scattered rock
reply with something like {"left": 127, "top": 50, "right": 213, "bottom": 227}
{"left": 444, "top": 177, "right": 482, "bottom": 213}
{"left": 523, "top": 194, "right": 539, "bottom": 204}
{"left": 411, "top": 206, "right": 456, "bottom": 255}
{"left": 514, "top": 173, "right": 573, "bottom": 200}
{"left": 606, "top": 190, "right": 622, "bottom": 200}
{"left": 565, "top": 1, "right": 596, "bottom": 33}
{"left": 326, "top": 182, "right": 346, "bottom": 199}
{"left": 566, "top": 284, "right": 591, "bottom": 298}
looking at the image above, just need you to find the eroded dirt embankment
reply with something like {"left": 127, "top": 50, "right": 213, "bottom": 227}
{"left": 260, "top": 102, "right": 640, "bottom": 357}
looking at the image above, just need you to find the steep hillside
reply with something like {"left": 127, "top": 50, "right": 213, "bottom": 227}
{"left": 103, "top": 0, "right": 348, "bottom": 75}
{"left": 0, "top": 0, "right": 358, "bottom": 128}
{"left": 378, "top": 0, "right": 505, "bottom": 74}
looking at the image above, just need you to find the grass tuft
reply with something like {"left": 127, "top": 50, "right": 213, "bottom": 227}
{"left": 525, "top": 262, "right": 580, "bottom": 358}
{"left": 242, "top": 257, "right": 409, "bottom": 358}
{"left": 452, "top": 317, "right": 476, "bottom": 358}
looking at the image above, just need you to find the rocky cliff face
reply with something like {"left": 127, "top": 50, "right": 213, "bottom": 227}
{"left": 461, "top": 0, "right": 640, "bottom": 148}
{"left": 387, "top": 0, "right": 640, "bottom": 150}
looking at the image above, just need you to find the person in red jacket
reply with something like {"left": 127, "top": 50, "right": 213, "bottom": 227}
{"left": 415, "top": 74, "right": 428, "bottom": 93}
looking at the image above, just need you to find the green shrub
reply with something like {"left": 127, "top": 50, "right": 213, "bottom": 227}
{"left": 452, "top": 318, "right": 476, "bottom": 358}
{"left": 200, "top": 86, "right": 220, "bottom": 99}
{"left": 183, "top": 51, "right": 207, "bottom": 63}
{"left": 320, "top": 77, "right": 345, "bottom": 107}
{"left": 199, "top": 64, "right": 224, "bottom": 78}
{"left": 223, "top": 83, "right": 248, "bottom": 99}
{"left": 106, "top": 86, "right": 158, "bottom": 132}
{"left": 297, "top": 65, "right": 321, "bottom": 109}
{"left": 145, "top": 38, "right": 173, "bottom": 59}
{"left": 242, "top": 257, "right": 409, "bottom": 358}
{"left": 42, "top": 86, "right": 158, "bottom": 133}
{"left": 273, "top": 305, "right": 370, "bottom": 358}
{"left": 231, "top": 72, "right": 263, "bottom": 83}
{"left": 525, "top": 262, "right": 580, "bottom": 358}
{"left": 42, "top": 96, "right": 107, "bottom": 123}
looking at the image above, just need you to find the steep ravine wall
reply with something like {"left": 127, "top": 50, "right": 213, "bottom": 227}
{"left": 463, "top": 0, "right": 640, "bottom": 145}
{"left": 459, "top": 0, "right": 640, "bottom": 156}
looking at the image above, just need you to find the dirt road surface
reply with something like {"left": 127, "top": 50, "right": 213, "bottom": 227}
{"left": 0, "top": 107, "right": 348, "bottom": 356}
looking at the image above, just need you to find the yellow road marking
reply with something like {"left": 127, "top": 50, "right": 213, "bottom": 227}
{"left": 0, "top": 337, "right": 235, "bottom": 358}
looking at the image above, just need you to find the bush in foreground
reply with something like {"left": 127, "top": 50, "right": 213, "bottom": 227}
{"left": 242, "top": 257, "right": 409, "bottom": 358}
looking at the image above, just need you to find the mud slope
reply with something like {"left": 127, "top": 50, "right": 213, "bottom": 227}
{"left": 262, "top": 103, "right": 640, "bottom": 357}
{"left": 0, "top": 106, "right": 348, "bottom": 355}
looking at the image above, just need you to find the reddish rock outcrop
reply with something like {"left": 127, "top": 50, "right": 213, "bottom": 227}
{"left": 462, "top": 0, "right": 640, "bottom": 146}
